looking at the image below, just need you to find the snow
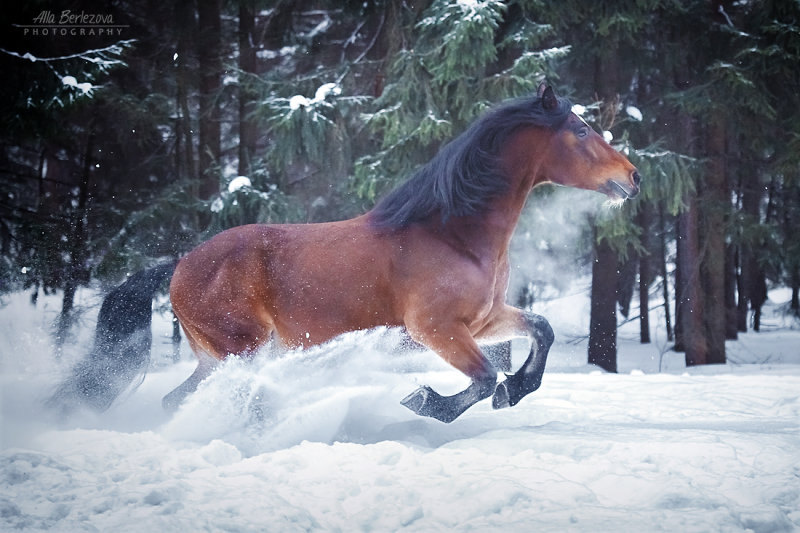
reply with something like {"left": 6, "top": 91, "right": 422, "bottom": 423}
{"left": 1, "top": 286, "right": 799, "bottom": 532}
{"left": 306, "top": 14, "right": 332, "bottom": 41}
{"left": 571, "top": 104, "right": 587, "bottom": 116}
{"left": 61, "top": 75, "right": 95, "bottom": 96}
{"left": 209, "top": 197, "right": 224, "bottom": 213}
{"left": 289, "top": 94, "right": 310, "bottom": 110}
{"left": 289, "top": 82, "right": 341, "bottom": 111}
{"left": 603, "top": 130, "right": 614, "bottom": 143}
{"left": 227, "top": 176, "right": 251, "bottom": 193}
{"left": 626, "top": 105, "right": 643, "bottom": 122}
{"left": 314, "top": 82, "right": 341, "bottom": 102}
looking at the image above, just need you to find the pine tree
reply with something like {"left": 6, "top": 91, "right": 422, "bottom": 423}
{"left": 538, "top": 0, "right": 698, "bottom": 370}
{"left": 3, "top": 0, "right": 798, "bottom": 365}
{"left": 353, "top": 0, "right": 567, "bottom": 202}
{"left": 0, "top": 3, "right": 136, "bottom": 336}
{"left": 196, "top": 0, "right": 224, "bottom": 202}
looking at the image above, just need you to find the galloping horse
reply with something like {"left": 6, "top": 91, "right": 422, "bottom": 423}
{"left": 54, "top": 84, "right": 639, "bottom": 423}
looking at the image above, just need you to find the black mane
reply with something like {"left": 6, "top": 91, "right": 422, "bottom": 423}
{"left": 369, "top": 92, "right": 572, "bottom": 228}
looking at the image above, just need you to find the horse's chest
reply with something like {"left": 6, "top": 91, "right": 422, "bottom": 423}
{"left": 457, "top": 260, "right": 509, "bottom": 313}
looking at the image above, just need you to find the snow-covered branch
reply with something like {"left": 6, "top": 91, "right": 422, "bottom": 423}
{"left": 0, "top": 39, "right": 135, "bottom": 70}
{"left": 2, "top": 39, "right": 136, "bottom": 105}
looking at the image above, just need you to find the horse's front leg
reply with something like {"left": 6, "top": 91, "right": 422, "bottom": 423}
{"left": 482, "top": 309, "right": 554, "bottom": 409}
{"left": 400, "top": 377, "right": 496, "bottom": 423}
{"left": 401, "top": 321, "right": 497, "bottom": 423}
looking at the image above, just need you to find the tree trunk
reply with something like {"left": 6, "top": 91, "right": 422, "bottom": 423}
{"left": 637, "top": 208, "right": 652, "bottom": 344}
{"left": 724, "top": 243, "right": 738, "bottom": 339}
{"left": 588, "top": 236, "right": 618, "bottom": 373}
{"left": 238, "top": 0, "right": 257, "bottom": 180}
{"left": 587, "top": 40, "right": 621, "bottom": 373}
{"left": 175, "top": 2, "right": 197, "bottom": 184}
{"left": 197, "top": 0, "right": 222, "bottom": 201}
{"left": 672, "top": 109, "right": 708, "bottom": 365}
{"left": 670, "top": 24, "right": 710, "bottom": 364}
{"left": 172, "top": 311, "right": 182, "bottom": 363}
{"left": 674, "top": 212, "right": 684, "bottom": 352}
{"left": 56, "top": 129, "right": 94, "bottom": 355}
{"left": 736, "top": 247, "right": 749, "bottom": 332}
{"left": 752, "top": 272, "right": 767, "bottom": 332}
{"left": 658, "top": 203, "right": 673, "bottom": 342}
{"left": 616, "top": 255, "right": 636, "bottom": 319}
{"left": 754, "top": 174, "right": 780, "bottom": 331}
{"left": 788, "top": 184, "right": 800, "bottom": 318}
{"left": 677, "top": 193, "right": 708, "bottom": 366}
{"left": 738, "top": 162, "right": 766, "bottom": 332}
{"left": 699, "top": 113, "right": 727, "bottom": 364}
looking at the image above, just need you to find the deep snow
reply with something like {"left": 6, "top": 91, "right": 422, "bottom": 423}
{"left": 1, "top": 286, "right": 799, "bottom": 532}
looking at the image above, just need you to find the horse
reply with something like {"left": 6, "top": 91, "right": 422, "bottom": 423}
{"left": 53, "top": 84, "right": 639, "bottom": 423}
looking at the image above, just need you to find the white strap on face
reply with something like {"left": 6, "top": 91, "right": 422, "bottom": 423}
{"left": 576, "top": 113, "right": 591, "bottom": 128}
{"left": 570, "top": 104, "right": 590, "bottom": 126}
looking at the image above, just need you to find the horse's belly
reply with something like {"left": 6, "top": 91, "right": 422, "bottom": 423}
{"left": 260, "top": 224, "right": 401, "bottom": 347}
{"left": 270, "top": 283, "right": 399, "bottom": 348}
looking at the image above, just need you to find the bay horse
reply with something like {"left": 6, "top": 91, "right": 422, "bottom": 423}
{"left": 53, "top": 84, "right": 639, "bottom": 423}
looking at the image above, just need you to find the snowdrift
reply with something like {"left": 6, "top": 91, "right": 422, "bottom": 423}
{"left": 1, "top": 288, "right": 799, "bottom": 531}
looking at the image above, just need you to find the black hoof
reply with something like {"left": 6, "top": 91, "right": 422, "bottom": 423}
{"left": 400, "top": 385, "right": 434, "bottom": 415}
{"left": 400, "top": 386, "right": 458, "bottom": 423}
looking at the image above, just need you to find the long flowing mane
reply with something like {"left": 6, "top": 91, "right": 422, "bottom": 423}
{"left": 369, "top": 93, "right": 573, "bottom": 228}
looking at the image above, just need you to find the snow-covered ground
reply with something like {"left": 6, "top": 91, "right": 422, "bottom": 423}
{"left": 1, "top": 285, "right": 799, "bottom": 532}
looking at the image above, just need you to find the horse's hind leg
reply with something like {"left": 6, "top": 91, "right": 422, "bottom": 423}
{"left": 162, "top": 351, "right": 217, "bottom": 411}
{"left": 490, "top": 311, "right": 554, "bottom": 409}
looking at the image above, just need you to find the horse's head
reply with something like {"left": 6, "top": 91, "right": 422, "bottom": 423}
{"left": 537, "top": 85, "right": 640, "bottom": 201}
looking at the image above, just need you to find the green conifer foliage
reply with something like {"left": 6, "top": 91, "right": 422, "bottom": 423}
{"left": 353, "top": 0, "right": 566, "bottom": 201}
{"left": 2, "top": 0, "right": 798, "bottom": 349}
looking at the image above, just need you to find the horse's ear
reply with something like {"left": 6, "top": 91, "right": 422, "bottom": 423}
{"left": 541, "top": 85, "right": 558, "bottom": 111}
{"left": 537, "top": 81, "right": 548, "bottom": 98}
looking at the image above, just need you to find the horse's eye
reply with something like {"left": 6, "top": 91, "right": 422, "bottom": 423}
{"left": 577, "top": 127, "right": 589, "bottom": 139}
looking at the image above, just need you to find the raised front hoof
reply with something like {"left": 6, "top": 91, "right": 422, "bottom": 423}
{"left": 400, "top": 386, "right": 456, "bottom": 423}
{"left": 492, "top": 374, "right": 533, "bottom": 409}
{"left": 493, "top": 374, "right": 542, "bottom": 410}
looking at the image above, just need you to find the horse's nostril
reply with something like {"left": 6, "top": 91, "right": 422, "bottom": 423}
{"left": 632, "top": 171, "right": 641, "bottom": 187}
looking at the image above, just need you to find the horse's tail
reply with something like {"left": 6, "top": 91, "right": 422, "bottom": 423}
{"left": 48, "top": 260, "right": 178, "bottom": 413}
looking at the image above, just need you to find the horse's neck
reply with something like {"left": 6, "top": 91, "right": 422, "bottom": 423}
{"left": 421, "top": 127, "right": 546, "bottom": 262}
{"left": 430, "top": 194, "right": 528, "bottom": 266}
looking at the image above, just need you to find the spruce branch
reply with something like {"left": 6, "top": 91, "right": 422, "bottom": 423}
{"left": 0, "top": 39, "right": 136, "bottom": 70}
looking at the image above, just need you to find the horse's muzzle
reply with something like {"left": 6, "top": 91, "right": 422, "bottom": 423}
{"left": 600, "top": 175, "right": 640, "bottom": 200}
{"left": 630, "top": 171, "right": 641, "bottom": 197}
